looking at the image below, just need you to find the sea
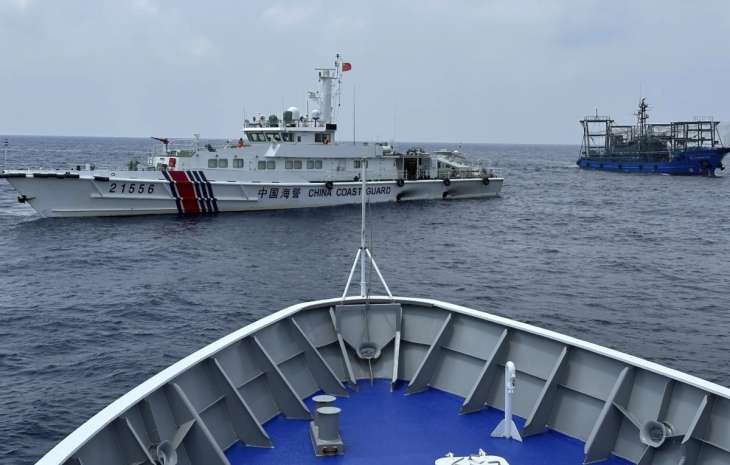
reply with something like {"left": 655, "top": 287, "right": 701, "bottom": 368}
{"left": 0, "top": 136, "right": 728, "bottom": 464}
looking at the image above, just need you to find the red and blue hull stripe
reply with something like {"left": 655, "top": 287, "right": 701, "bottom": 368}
{"left": 162, "top": 170, "right": 218, "bottom": 214}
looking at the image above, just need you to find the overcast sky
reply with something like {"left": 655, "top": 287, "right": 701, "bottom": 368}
{"left": 1, "top": 0, "right": 729, "bottom": 143}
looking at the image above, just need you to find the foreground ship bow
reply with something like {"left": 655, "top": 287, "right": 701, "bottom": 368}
{"left": 577, "top": 99, "right": 729, "bottom": 175}
{"left": 34, "top": 295, "right": 730, "bottom": 465}
{"left": 1, "top": 56, "right": 502, "bottom": 217}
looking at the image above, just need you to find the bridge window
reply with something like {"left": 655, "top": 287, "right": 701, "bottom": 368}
{"left": 315, "top": 133, "right": 331, "bottom": 143}
{"left": 354, "top": 160, "right": 368, "bottom": 169}
{"left": 218, "top": 158, "right": 228, "bottom": 168}
{"left": 248, "top": 132, "right": 269, "bottom": 143}
{"left": 307, "top": 160, "right": 323, "bottom": 169}
{"left": 293, "top": 160, "right": 302, "bottom": 169}
{"left": 208, "top": 158, "right": 217, "bottom": 168}
{"left": 285, "top": 160, "right": 293, "bottom": 169}
{"left": 257, "top": 160, "right": 266, "bottom": 170}
{"left": 233, "top": 159, "right": 244, "bottom": 168}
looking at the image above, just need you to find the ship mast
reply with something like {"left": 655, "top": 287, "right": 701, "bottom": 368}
{"left": 315, "top": 54, "right": 342, "bottom": 124}
{"left": 634, "top": 97, "right": 650, "bottom": 152}
{"left": 637, "top": 98, "right": 649, "bottom": 138}
{"left": 341, "top": 159, "right": 393, "bottom": 300}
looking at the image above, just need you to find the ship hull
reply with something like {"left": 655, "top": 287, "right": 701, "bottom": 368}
{"left": 2, "top": 173, "right": 503, "bottom": 217}
{"left": 577, "top": 147, "right": 729, "bottom": 175}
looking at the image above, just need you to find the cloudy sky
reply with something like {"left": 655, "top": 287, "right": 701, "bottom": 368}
{"left": 1, "top": 0, "right": 729, "bottom": 143}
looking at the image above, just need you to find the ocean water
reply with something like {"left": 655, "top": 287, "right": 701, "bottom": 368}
{"left": 0, "top": 136, "right": 728, "bottom": 464}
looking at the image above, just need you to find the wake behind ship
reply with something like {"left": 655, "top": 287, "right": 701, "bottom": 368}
{"left": 577, "top": 99, "right": 729, "bottom": 175}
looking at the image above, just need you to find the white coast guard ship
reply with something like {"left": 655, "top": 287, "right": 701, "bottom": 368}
{"left": 1, "top": 56, "right": 503, "bottom": 217}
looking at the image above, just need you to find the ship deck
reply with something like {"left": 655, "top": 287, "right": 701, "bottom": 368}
{"left": 226, "top": 380, "right": 631, "bottom": 465}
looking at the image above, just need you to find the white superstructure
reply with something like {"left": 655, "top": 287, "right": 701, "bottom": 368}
{"left": 1, "top": 55, "right": 503, "bottom": 217}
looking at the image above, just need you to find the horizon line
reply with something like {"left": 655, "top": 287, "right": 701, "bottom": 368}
{"left": 0, "top": 133, "right": 580, "bottom": 147}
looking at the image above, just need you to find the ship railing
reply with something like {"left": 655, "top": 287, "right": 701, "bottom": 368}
{"left": 149, "top": 138, "right": 233, "bottom": 157}
{"left": 581, "top": 115, "right": 613, "bottom": 122}
{"left": 243, "top": 119, "right": 327, "bottom": 130}
{"left": 437, "top": 166, "right": 498, "bottom": 179}
{"left": 581, "top": 150, "right": 677, "bottom": 161}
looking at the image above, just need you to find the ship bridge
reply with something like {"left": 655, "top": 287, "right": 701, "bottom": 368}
{"left": 242, "top": 54, "right": 347, "bottom": 146}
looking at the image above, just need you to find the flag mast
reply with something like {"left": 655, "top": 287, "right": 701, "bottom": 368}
{"left": 338, "top": 53, "right": 391, "bottom": 301}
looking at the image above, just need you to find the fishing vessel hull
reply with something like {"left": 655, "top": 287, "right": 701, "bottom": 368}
{"left": 2, "top": 172, "right": 503, "bottom": 217}
{"left": 33, "top": 295, "right": 730, "bottom": 465}
{"left": 578, "top": 146, "right": 729, "bottom": 176}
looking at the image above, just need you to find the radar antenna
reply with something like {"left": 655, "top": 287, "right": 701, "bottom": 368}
{"left": 636, "top": 98, "right": 649, "bottom": 138}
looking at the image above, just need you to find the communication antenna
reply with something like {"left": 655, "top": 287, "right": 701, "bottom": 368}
{"left": 307, "top": 90, "right": 319, "bottom": 121}
{"left": 353, "top": 85, "right": 356, "bottom": 145}
{"left": 2, "top": 138, "right": 8, "bottom": 170}
{"left": 636, "top": 82, "right": 642, "bottom": 121}
{"left": 392, "top": 100, "right": 398, "bottom": 146}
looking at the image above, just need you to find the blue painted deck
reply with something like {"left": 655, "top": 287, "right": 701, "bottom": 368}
{"left": 226, "top": 380, "right": 632, "bottom": 465}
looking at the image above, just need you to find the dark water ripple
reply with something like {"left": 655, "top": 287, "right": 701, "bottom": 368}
{"left": 0, "top": 137, "right": 729, "bottom": 464}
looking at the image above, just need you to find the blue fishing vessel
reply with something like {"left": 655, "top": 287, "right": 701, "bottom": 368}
{"left": 577, "top": 99, "right": 729, "bottom": 175}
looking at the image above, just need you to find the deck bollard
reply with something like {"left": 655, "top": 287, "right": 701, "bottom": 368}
{"left": 312, "top": 394, "right": 337, "bottom": 413}
{"left": 310, "top": 404, "right": 345, "bottom": 455}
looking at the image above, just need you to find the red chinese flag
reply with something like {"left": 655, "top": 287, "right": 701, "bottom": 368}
{"left": 342, "top": 62, "right": 352, "bottom": 72}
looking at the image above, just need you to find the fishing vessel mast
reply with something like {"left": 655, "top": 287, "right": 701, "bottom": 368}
{"left": 636, "top": 98, "right": 649, "bottom": 151}
{"left": 637, "top": 98, "right": 649, "bottom": 137}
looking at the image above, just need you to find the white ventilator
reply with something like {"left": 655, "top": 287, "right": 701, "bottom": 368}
{"left": 490, "top": 361, "right": 522, "bottom": 442}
